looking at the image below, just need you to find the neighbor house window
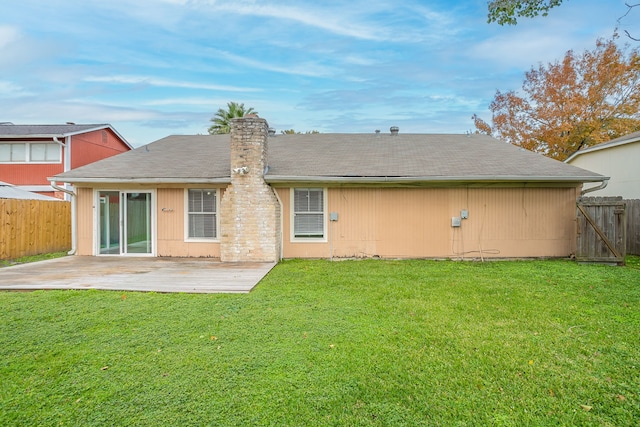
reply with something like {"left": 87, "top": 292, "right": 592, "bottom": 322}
{"left": 30, "top": 143, "right": 61, "bottom": 162}
{"left": 0, "top": 143, "right": 26, "bottom": 162}
{"left": 187, "top": 189, "right": 217, "bottom": 239}
{"left": 293, "top": 188, "right": 325, "bottom": 239}
{"left": 0, "top": 142, "right": 60, "bottom": 163}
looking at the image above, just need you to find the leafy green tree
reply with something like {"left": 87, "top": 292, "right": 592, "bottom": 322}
{"left": 208, "top": 102, "right": 257, "bottom": 134}
{"left": 488, "top": 0, "right": 639, "bottom": 40}
{"left": 474, "top": 37, "right": 640, "bottom": 161}
{"left": 487, "top": 0, "right": 563, "bottom": 25}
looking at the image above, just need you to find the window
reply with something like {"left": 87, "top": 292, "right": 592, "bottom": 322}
{"left": 0, "top": 142, "right": 60, "bottom": 163}
{"left": 293, "top": 188, "right": 325, "bottom": 239}
{"left": 187, "top": 189, "right": 217, "bottom": 239}
{"left": 0, "top": 143, "right": 26, "bottom": 162}
{"left": 30, "top": 143, "right": 61, "bottom": 162}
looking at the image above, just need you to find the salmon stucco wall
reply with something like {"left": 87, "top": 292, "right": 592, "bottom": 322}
{"left": 74, "top": 186, "right": 223, "bottom": 257}
{"left": 76, "top": 187, "right": 94, "bottom": 255}
{"left": 156, "top": 187, "right": 222, "bottom": 258}
{"left": 277, "top": 186, "right": 580, "bottom": 259}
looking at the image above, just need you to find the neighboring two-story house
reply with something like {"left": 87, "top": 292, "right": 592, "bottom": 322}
{"left": 0, "top": 123, "right": 131, "bottom": 199}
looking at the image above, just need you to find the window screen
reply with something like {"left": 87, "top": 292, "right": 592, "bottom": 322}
{"left": 188, "top": 189, "right": 216, "bottom": 238}
{"left": 294, "top": 188, "right": 324, "bottom": 238}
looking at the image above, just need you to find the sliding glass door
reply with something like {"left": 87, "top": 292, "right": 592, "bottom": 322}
{"left": 99, "top": 191, "right": 153, "bottom": 255}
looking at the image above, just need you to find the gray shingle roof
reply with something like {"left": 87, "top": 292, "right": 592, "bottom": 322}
{"left": 0, "top": 123, "right": 110, "bottom": 137}
{"left": 53, "top": 133, "right": 605, "bottom": 184}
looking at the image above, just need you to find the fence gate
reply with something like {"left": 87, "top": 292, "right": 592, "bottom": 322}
{"left": 576, "top": 197, "right": 626, "bottom": 265}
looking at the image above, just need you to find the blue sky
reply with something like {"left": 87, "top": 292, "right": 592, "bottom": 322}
{"left": 1, "top": 0, "right": 637, "bottom": 147}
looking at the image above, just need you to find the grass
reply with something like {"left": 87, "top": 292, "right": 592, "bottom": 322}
{"left": 0, "top": 251, "right": 68, "bottom": 268}
{"left": 1, "top": 257, "right": 639, "bottom": 426}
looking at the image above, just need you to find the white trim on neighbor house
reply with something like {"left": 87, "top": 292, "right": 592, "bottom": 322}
{"left": 184, "top": 188, "right": 220, "bottom": 243}
{"left": 290, "top": 187, "right": 328, "bottom": 243}
{"left": 565, "top": 134, "right": 640, "bottom": 163}
{"left": 15, "top": 185, "right": 56, "bottom": 193}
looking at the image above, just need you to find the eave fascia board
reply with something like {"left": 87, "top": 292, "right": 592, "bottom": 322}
{"left": 47, "top": 177, "right": 232, "bottom": 185}
{"left": 264, "top": 175, "right": 608, "bottom": 184}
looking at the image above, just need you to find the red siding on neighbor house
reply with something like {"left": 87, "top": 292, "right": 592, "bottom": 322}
{"left": 70, "top": 128, "right": 130, "bottom": 169}
{"left": 0, "top": 162, "right": 63, "bottom": 186}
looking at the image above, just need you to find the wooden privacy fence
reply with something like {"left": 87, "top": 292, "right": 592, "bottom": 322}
{"left": 626, "top": 199, "right": 640, "bottom": 256}
{"left": 0, "top": 199, "right": 71, "bottom": 260}
{"left": 576, "top": 197, "right": 626, "bottom": 265}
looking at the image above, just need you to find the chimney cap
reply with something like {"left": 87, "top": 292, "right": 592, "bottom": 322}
{"left": 390, "top": 126, "right": 399, "bottom": 135}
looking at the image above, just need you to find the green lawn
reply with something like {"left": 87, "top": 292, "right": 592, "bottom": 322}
{"left": 1, "top": 258, "right": 638, "bottom": 426}
{"left": 0, "top": 251, "right": 68, "bottom": 268}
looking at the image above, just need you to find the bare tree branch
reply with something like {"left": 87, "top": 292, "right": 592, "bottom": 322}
{"left": 617, "top": 3, "right": 640, "bottom": 41}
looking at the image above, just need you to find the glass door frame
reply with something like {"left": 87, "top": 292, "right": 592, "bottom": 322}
{"left": 94, "top": 189, "right": 156, "bottom": 256}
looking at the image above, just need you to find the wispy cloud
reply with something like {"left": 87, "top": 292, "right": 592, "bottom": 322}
{"left": 84, "top": 75, "right": 260, "bottom": 92}
{"left": 0, "top": 25, "right": 20, "bottom": 48}
{"left": 0, "top": 80, "right": 32, "bottom": 97}
{"left": 201, "top": 1, "right": 389, "bottom": 41}
{"left": 189, "top": 0, "right": 457, "bottom": 43}
{"left": 144, "top": 97, "right": 226, "bottom": 107}
{"left": 1, "top": 0, "right": 621, "bottom": 146}
{"left": 208, "top": 49, "right": 338, "bottom": 78}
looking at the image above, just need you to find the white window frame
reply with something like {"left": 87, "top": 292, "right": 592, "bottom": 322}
{"left": 290, "top": 187, "right": 327, "bottom": 242}
{"left": 184, "top": 188, "right": 219, "bottom": 242}
{"left": 0, "top": 142, "right": 61, "bottom": 164}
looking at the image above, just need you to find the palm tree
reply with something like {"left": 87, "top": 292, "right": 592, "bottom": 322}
{"left": 208, "top": 102, "right": 257, "bottom": 134}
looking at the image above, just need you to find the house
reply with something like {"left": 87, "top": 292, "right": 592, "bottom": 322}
{"left": 565, "top": 131, "right": 640, "bottom": 199}
{"left": 0, "top": 123, "right": 132, "bottom": 199}
{"left": 51, "top": 116, "right": 605, "bottom": 261}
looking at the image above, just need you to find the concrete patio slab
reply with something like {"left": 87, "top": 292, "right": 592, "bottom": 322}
{"left": 0, "top": 256, "right": 276, "bottom": 293}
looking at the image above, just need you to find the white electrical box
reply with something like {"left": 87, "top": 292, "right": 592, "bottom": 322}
{"left": 461, "top": 209, "right": 469, "bottom": 219}
{"left": 330, "top": 212, "right": 339, "bottom": 221}
{"left": 451, "top": 216, "right": 461, "bottom": 227}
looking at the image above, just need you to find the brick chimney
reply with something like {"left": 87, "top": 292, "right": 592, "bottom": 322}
{"left": 219, "top": 116, "right": 281, "bottom": 262}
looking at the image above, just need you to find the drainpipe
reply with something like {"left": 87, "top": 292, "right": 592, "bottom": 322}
{"left": 50, "top": 180, "right": 77, "bottom": 255}
{"left": 581, "top": 178, "right": 609, "bottom": 196}
{"left": 271, "top": 186, "right": 284, "bottom": 261}
{"left": 53, "top": 136, "right": 72, "bottom": 200}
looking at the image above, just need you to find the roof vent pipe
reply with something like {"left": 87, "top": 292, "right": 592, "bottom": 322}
{"left": 268, "top": 127, "right": 276, "bottom": 136}
{"left": 390, "top": 126, "right": 399, "bottom": 136}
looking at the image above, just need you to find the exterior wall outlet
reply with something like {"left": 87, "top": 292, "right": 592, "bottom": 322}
{"left": 461, "top": 209, "right": 469, "bottom": 219}
{"left": 330, "top": 212, "right": 339, "bottom": 221}
{"left": 451, "top": 216, "right": 461, "bottom": 227}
